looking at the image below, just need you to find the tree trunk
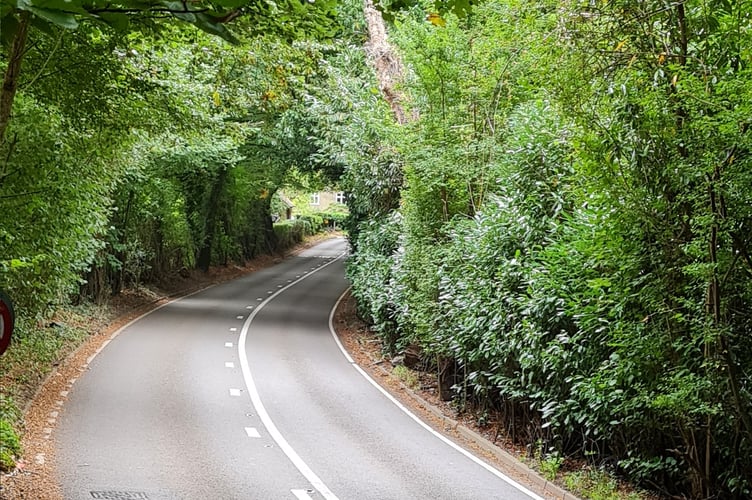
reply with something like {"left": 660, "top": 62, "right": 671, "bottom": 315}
{"left": 197, "top": 167, "right": 228, "bottom": 271}
{"left": 0, "top": 11, "right": 31, "bottom": 144}
{"left": 363, "top": 0, "right": 411, "bottom": 124}
{"left": 111, "top": 190, "right": 135, "bottom": 295}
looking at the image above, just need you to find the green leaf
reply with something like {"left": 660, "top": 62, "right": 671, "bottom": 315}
{"left": 0, "top": 14, "right": 19, "bottom": 47}
{"left": 9, "top": 259, "right": 31, "bottom": 269}
{"left": 29, "top": 13, "right": 58, "bottom": 35}
{"left": 193, "top": 13, "right": 239, "bottom": 44}
{"left": 26, "top": 6, "right": 78, "bottom": 28}
{"left": 29, "top": 0, "right": 88, "bottom": 15}
{"left": 96, "top": 11, "right": 130, "bottom": 30}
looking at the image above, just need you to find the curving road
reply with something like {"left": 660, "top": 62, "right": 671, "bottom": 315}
{"left": 56, "top": 238, "right": 541, "bottom": 500}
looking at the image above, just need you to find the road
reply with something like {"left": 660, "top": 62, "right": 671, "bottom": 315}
{"left": 56, "top": 238, "right": 541, "bottom": 500}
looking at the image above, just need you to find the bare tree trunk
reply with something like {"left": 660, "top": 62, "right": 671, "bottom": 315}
{"left": 0, "top": 11, "right": 31, "bottom": 144}
{"left": 363, "top": 0, "right": 412, "bottom": 124}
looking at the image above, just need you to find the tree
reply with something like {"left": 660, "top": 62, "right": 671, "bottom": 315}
{"left": 0, "top": 0, "right": 340, "bottom": 142}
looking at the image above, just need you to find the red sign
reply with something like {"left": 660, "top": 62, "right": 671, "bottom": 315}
{"left": 0, "top": 290, "right": 14, "bottom": 356}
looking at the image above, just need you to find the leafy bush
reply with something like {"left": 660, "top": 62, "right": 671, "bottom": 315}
{"left": 346, "top": 213, "right": 403, "bottom": 351}
{"left": 0, "top": 419, "right": 20, "bottom": 472}
{"left": 344, "top": 2, "right": 752, "bottom": 495}
{"left": 0, "top": 394, "right": 22, "bottom": 472}
{"left": 273, "top": 219, "right": 313, "bottom": 251}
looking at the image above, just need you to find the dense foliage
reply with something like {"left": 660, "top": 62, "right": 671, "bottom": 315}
{"left": 2, "top": 0, "right": 751, "bottom": 496}
{"left": 343, "top": 1, "right": 752, "bottom": 497}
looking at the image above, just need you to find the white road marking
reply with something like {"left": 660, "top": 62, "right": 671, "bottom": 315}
{"left": 327, "top": 289, "right": 544, "bottom": 500}
{"left": 239, "top": 252, "right": 345, "bottom": 500}
{"left": 237, "top": 315, "right": 244, "bottom": 320}
{"left": 230, "top": 327, "right": 238, "bottom": 332}
{"left": 277, "top": 285, "right": 283, "bottom": 288}
{"left": 291, "top": 490, "right": 314, "bottom": 500}
{"left": 225, "top": 342, "right": 233, "bottom": 348}
{"left": 257, "top": 298, "right": 263, "bottom": 301}
{"left": 229, "top": 388, "right": 242, "bottom": 397}
{"left": 267, "top": 291, "right": 274, "bottom": 294}
{"left": 225, "top": 362, "right": 235, "bottom": 368}
{"left": 246, "top": 306, "right": 254, "bottom": 309}
{"left": 244, "top": 427, "right": 261, "bottom": 438}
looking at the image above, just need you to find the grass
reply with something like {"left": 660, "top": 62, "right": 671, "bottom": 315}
{"left": 562, "top": 468, "right": 645, "bottom": 500}
{"left": 540, "top": 453, "right": 564, "bottom": 481}
{"left": 392, "top": 364, "right": 420, "bottom": 390}
{"left": 525, "top": 441, "right": 647, "bottom": 499}
{"left": 0, "top": 419, "right": 21, "bottom": 471}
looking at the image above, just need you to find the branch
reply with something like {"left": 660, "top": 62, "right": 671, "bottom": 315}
{"left": 22, "top": 31, "right": 66, "bottom": 90}
{"left": 87, "top": 7, "right": 210, "bottom": 14}
{"left": 0, "top": 189, "right": 45, "bottom": 199}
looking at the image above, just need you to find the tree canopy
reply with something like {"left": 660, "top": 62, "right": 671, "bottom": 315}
{"left": 2, "top": 0, "right": 752, "bottom": 497}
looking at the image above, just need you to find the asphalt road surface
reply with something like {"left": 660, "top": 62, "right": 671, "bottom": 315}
{"left": 57, "top": 238, "right": 541, "bottom": 500}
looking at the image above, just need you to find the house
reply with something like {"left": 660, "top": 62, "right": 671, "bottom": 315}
{"left": 308, "top": 191, "right": 346, "bottom": 211}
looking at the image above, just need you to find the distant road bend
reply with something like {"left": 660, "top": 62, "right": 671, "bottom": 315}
{"left": 57, "top": 237, "right": 542, "bottom": 500}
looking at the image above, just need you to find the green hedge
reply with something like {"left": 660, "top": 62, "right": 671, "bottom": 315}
{"left": 273, "top": 219, "right": 313, "bottom": 251}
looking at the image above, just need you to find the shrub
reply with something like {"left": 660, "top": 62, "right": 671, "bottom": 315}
{"left": 273, "top": 219, "right": 313, "bottom": 251}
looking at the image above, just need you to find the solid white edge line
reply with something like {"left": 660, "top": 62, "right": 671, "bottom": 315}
{"left": 239, "top": 249, "right": 346, "bottom": 500}
{"left": 327, "top": 288, "right": 545, "bottom": 500}
{"left": 327, "top": 290, "right": 354, "bottom": 364}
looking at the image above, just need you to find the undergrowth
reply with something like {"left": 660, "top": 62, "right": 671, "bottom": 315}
{"left": 0, "top": 306, "right": 108, "bottom": 471}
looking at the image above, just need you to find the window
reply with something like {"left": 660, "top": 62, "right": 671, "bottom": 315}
{"left": 335, "top": 192, "right": 346, "bottom": 204}
{"left": 310, "top": 192, "right": 320, "bottom": 205}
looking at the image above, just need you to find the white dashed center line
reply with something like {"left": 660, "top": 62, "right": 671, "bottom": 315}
{"left": 239, "top": 255, "right": 344, "bottom": 500}
{"left": 225, "top": 342, "right": 233, "bottom": 348}
{"left": 225, "top": 362, "right": 235, "bottom": 368}
{"left": 291, "top": 490, "right": 314, "bottom": 500}
{"left": 244, "top": 427, "right": 261, "bottom": 438}
{"left": 229, "top": 388, "right": 241, "bottom": 397}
